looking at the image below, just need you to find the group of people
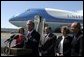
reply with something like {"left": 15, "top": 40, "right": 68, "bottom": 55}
{"left": 5, "top": 20, "right": 83, "bottom": 56}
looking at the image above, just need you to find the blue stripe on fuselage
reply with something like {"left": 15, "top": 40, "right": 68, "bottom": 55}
{"left": 10, "top": 9, "right": 83, "bottom": 24}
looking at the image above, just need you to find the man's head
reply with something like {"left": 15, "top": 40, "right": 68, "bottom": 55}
{"left": 45, "top": 26, "right": 52, "bottom": 34}
{"left": 70, "top": 22, "right": 81, "bottom": 33}
{"left": 27, "top": 20, "right": 34, "bottom": 31}
{"left": 61, "top": 26, "right": 69, "bottom": 36}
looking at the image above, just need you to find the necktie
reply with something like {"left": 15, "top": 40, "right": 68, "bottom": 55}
{"left": 26, "top": 33, "right": 31, "bottom": 48}
{"left": 27, "top": 33, "right": 31, "bottom": 39}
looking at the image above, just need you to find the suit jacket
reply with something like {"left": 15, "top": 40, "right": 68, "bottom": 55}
{"left": 40, "top": 33, "right": 57, "bottom": 56}
{"left": 55, "top": 35, "right": 73, "bottom": 56}
{"left": 71, "top": 31, "right": 83, "bottom": 56}
{"left": 26, "top": 30, "right": 40, "bottom": 56}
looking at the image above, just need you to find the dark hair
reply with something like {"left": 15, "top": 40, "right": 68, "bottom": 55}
{"left": 61, "top": 26, "right": 70, "bottom": 34}
{"left": 18, "top": 28, "right": 24, "bottom": 33}
{"left": 45, "top": 26, "right": 52, "bottom": 30}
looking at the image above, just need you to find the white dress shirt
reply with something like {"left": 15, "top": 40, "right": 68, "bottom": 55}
{"left": 58, "top": 36, "right": 65, "bottom": 54}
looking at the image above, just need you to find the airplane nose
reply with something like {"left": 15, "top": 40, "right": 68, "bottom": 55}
{"left": 9, "top": 18, "right": 13, "bottom": 23}
{"left": 9, "top": 18, "right": 12, "bottom": 21}
{"left": 9, "top": 16, "right": 16, "bottom": 22}
{"left": 9, "top": 14, "right": 34, "bottom": 26}
{"left": 9, "top": 16, "right": 21, "bottom": 25}
{"left": 9, "top": 17, "right": 15, "bottom": 25}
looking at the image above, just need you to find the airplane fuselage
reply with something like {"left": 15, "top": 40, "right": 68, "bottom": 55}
{"left": 9, "top": 8, "right": 83, "bottom": 32}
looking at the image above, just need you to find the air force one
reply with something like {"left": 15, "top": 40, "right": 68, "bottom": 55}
{"left": 9, "top": 8, "right": 83, "bottom": 32}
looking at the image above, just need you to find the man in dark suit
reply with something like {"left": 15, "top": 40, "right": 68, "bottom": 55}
{"left": 55, "top": 26, "right": 73, "bottom": 56}
{"left": 40, "top": 26, "right": 57, "bottom": 56}
{"left": 70, "top": 22, "right": 83, "bottom": 56}
{"left": 26, "top": 20, "right": 40, "bottom": 56}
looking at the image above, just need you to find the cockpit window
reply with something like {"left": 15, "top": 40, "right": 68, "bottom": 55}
{"left": 27, "top": 9, "right": 30, "bottom": 11}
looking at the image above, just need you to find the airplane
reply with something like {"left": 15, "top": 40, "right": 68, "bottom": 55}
{"left": 9, "top": 8, "right": 83, "bottom": 32}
